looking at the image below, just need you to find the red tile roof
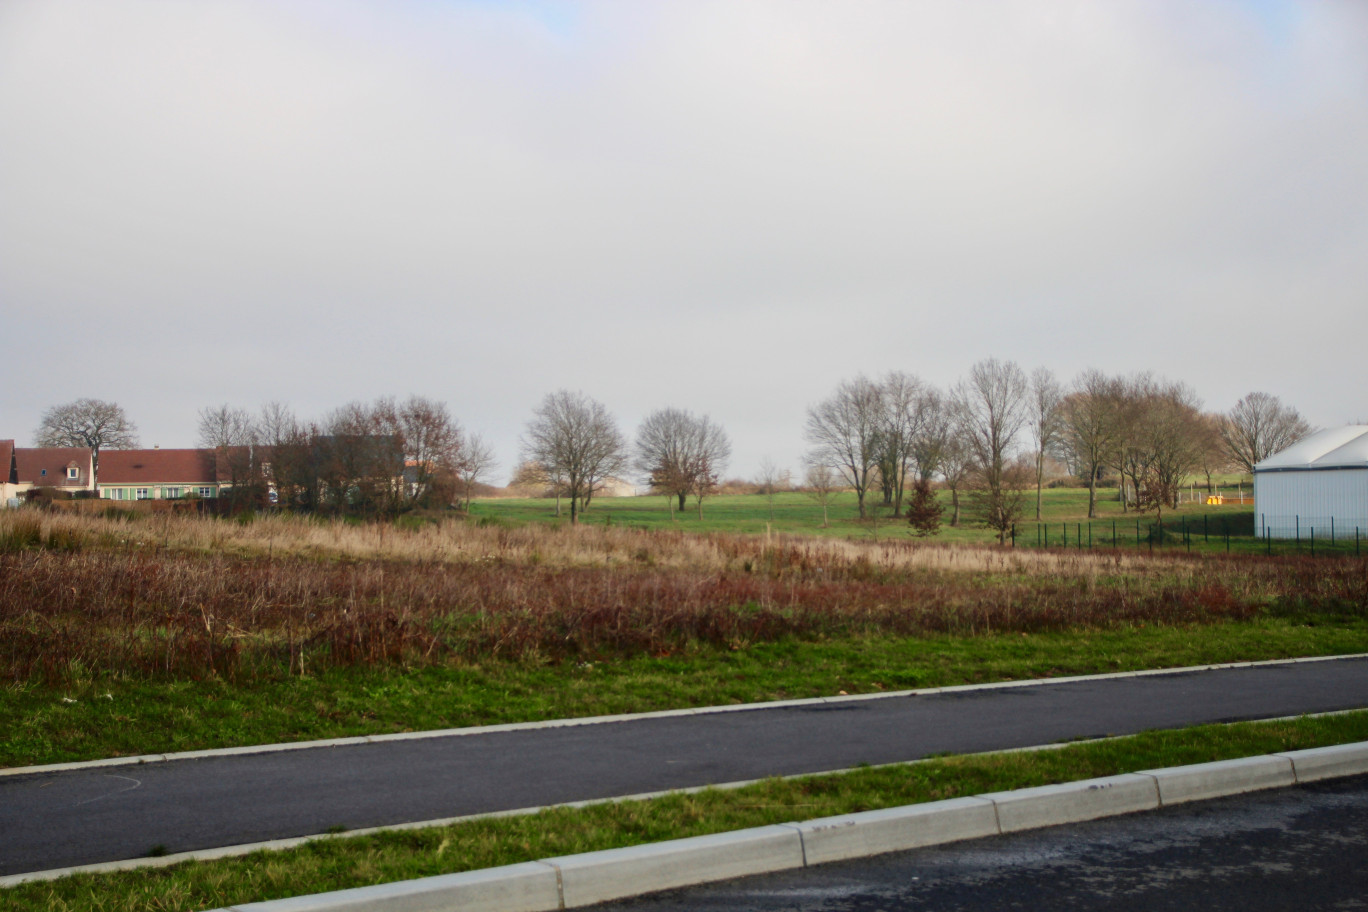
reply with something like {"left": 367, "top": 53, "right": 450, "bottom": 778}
{"left": 98, "top": 449, "right": 218, "bottom": 485}
{"left": 14, "top": 447, "right": 93, "bottom": 488}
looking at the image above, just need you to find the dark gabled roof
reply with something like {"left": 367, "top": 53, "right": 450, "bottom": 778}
{"left": 13, "top": 447, "right": 93, "bottom": 487}
{"left": 98, "top": 449, "right": 218, "bottom": 485}
{"left": 1, "top": 440, "right": 14, "bottom": 485}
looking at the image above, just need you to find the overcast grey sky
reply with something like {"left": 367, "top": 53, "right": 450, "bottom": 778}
{"left": 2, "top": 0, "right": 1365, "bottom": 482}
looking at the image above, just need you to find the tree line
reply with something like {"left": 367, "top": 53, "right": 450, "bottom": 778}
{"left": 802, "top": 361, "right": 1311, "bottom": 541}
{"left": 32, "top": 371, "right": 1310, "bottom": 528}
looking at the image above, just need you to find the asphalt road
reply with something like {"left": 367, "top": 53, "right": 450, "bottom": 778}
{"left": 3, "top": 657, "right": 1368, "bottom": 876}
{"left": 590, "top": 774, "right": 1368, "bottom": 911}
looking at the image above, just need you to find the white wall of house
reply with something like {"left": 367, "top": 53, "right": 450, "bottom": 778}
{"left": 101, "top": 484, "right": 221, "bottom": 501}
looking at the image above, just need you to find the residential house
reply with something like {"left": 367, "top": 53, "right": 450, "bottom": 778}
{"left": 98, "top": 448, "right": 228, "bottom": 501}
{"left": 2, "top": 444, "right": 96, "bottom": 504}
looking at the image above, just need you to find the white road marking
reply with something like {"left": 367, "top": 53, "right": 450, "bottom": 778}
{"left": 72, "top": 775, "right": 141, "bottom": 808}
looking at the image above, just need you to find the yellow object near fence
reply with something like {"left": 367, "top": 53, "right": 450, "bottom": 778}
{"left": 1206, "top": 495, "right": 1224, "bottom": 505}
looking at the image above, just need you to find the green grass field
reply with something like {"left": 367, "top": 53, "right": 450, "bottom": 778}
{"left": 470, "top": 483, "right": 1336, "bottom": 556}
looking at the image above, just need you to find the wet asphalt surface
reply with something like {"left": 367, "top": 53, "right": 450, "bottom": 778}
{"left": 3, "top": 657, "right": 1367, "bottom": 876}
{"left": 592, "top": 774, "right": 1368, "bottom": 911}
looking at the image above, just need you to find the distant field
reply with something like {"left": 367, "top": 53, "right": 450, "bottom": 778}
{"left": 470, "top": 484, "right": 1299, "bottom": 554}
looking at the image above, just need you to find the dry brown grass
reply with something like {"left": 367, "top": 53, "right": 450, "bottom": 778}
{"left": 2, "top": 509, "right": 1200, "bottom": 578}
{"left": 1, "top": 509, "right": 1363, "bottom": 685}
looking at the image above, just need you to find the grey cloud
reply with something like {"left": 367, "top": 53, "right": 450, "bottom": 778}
{"left": 1, "top": 0, "right": 1364, "bottom": 477}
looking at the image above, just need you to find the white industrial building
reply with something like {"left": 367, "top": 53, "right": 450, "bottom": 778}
{"left": 1254, "top": 425, "right": 1368, "bottom": 539}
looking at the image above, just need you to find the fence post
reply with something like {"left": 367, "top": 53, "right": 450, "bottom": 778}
{"left": 1063, "top": 523, "right": 1067, "bottom": 547}
{"left": 1331, "top": 517, "right": 1335, "bottom": 545}
{"left": 1266, "top": 527, "right": 1271, "bottom": 555}
{"left": 1311, "top": 526, "right": 1315, "bottom": 558}
{"left": 1224, "top": 518, "right": 1229, "bottom": 554}
{"left": 1112, "top": 519, "right": 1116, "bottom": 547}
{"left": 1077, "top": 522, "right": 1082, "bottom": 550}
{"left": 1136, "top": 518, "right": 1141, "bottom": 549}
{"left": 1296, "top": 515, "right": 1300, "bottom": 546}
{"left": 1204, "top": 513, "right": 1208, "bottom": 542}
{"left": 1011, "top": 523, "right": 1016, "bottom": 547}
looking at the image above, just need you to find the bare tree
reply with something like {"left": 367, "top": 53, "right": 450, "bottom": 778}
{"left": 197, "top": 404, "right": 256, "bottom": 450}
{"left": 634, "top": 408, "right": 731, "bottom": 519}
{"left": 875, "top": 371, "right": 931, "bottom": 516}
{"left": 953, "top": 359, "right": 1029, "bottom": 542}
{"left": 1028, "top": 367, "right": 1063, "bottom": 520}
{"left": 938, "top": 435, "right": 972, "bottom": 528}
{"left": 1110, "top": 373, "right": 1161, "bottom": 512}
{"left": 636, "top": 408, "right": 692, "bottom": 518}
{"left": 257, "top": 402, "right": 314, "bottom": 510}
{"left": 805, "top": 376, "right": 883, "bottom": 518}
{"left": 521, "top": 390, "right": 626, "bottom": 525}
{"left": 689, "top": 419, "right": 730, "bottom": 519}
{"left": 1062, "top": 369, "right": 1124, "bottom": 518}
{"left": 1136, "top": 380, "right": 1208, "bottom": 515}
{"left": 384, "top": 395, "right": 464, "bottom": 508}
{"left": 756, "top": 456, "right": 789, "bottom": 522}
{"left": 1220, "top": 392, "right": 1312, "bottom": 477}
{"left": 197, "top": 404, "right": 261, "bottom": 509}
{"left": 802, "top": 460, "right": 838, "bottom": 527}
{"left": 316, "top": 401, "right": 404, "bottom": 514}
{"left": 35, "top": 398, "right": 139, "bottom": 479}
{"left": 969, "top": 457, "right": 1030, "bottom": 544}
{"left": 910, "top": 390, "right": 969, "bottom": 526}
{"left": 456, "top": 433, "right": 497, "bottom": 511}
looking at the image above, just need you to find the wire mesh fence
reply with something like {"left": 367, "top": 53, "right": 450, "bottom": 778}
{"left": 1013, "top": 513, "right": 1366, "bottom": 558}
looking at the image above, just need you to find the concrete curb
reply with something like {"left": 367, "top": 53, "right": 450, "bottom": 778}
{"left": 186, "top": 741, "right": 1368, "bottom": 911}
{"left": 5, "top": 652, "right": 1365, "bottom": 781}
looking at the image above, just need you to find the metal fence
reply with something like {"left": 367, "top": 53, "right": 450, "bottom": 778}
{"left": 1256, "top": 514, "right": 1368, "bottom": 542}
{"left": 1012, "top": 513, "right": 1366, "bottom": 557}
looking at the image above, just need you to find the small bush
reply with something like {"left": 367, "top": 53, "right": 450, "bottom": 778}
{"left": 906, "top": 479, "right": 944, "bottom": 537}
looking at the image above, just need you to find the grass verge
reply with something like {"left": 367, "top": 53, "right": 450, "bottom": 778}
{"left": 6, "top": 618, "right": 1367, "bottom": 769}
{"left": 7, "top": 711, "right": 1368, "bottom": 912}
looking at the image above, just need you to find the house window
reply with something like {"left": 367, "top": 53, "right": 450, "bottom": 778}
{"left": 198, "top": 487, "right": 215, "bottom": 498}
{"left": 67, "top": 467, "right": 78, "bottom": 480}
{"left": 104, "top": 488, "right": 123, "bottom": 500}
{"left": 40, "top": 469, "right": 47, "bottom": 477}
{"left": 165, "top": 487, "right": 182, "bottom": 499}
{"left": 136, "top": 488, "right": 150, "bottom": 500}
